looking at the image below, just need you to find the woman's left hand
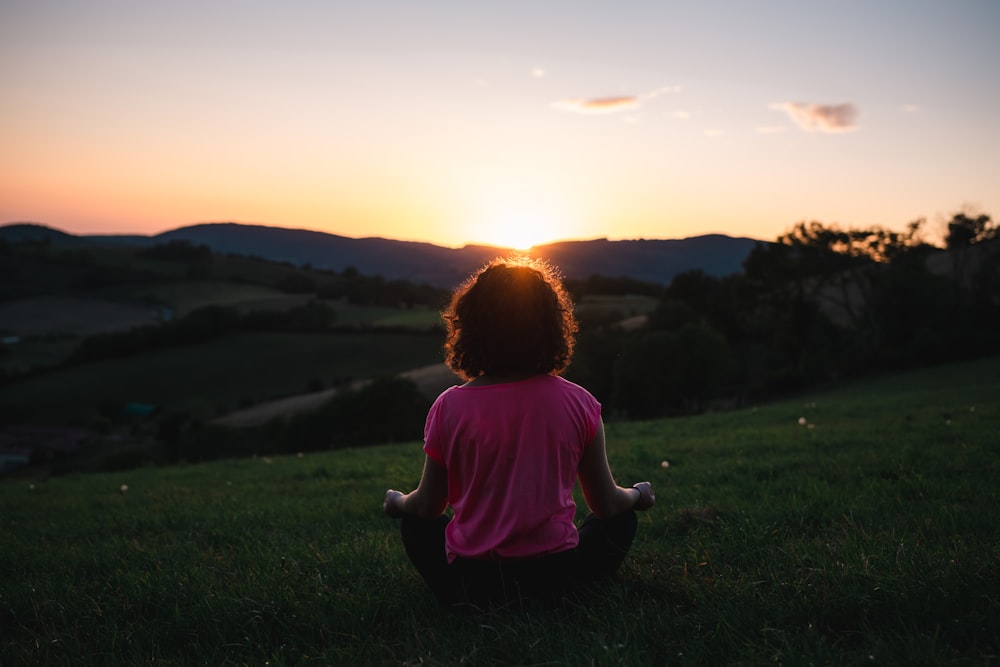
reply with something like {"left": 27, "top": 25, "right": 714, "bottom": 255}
{"left": 632, "top": 481, "right": 655, "bottom": 511}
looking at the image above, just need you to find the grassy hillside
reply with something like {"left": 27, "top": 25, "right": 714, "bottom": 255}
{"left": 2, "top": 357, "right": 997, "bottom": 665}
{"left": 1, "top": 331, "right": 445, "bottom": 424}
{"left": 0, "top": 237, "right": 455, "bottom": 434}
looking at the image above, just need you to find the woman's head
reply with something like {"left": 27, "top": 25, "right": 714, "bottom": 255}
{"left": 443, "top": 256, "right": 578, "bottom": 381}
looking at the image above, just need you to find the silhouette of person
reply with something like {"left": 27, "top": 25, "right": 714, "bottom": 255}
{"left": 384, "top": 257, "right": 654, "bottom": 608}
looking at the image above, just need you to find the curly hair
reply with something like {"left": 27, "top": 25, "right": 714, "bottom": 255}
{"left": 443, "top": 256, "right": 578, "bottom": 381}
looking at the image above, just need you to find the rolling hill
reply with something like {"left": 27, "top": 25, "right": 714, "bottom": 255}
{"left": 1, "top": 221, "right": 762, "bottom": 287}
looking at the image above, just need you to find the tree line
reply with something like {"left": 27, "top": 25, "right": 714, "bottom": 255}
{"left": 564, "top": 212, "right": 999, "bottom": 419}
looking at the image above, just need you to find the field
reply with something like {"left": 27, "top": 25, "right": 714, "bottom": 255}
{"left": 0, "top": 296, "right": 165, "bottom": 337}
{"left": 1, "top": 331, "right": 445, "bottom": 423}
{"left": 1, "top": 357, "right": 998, "bottom": 665}
{"left": 117, "top": 281, "right": 312, "bottom": 318}
{"left": 0, "top": 283, "right": 650, "bottom": 427}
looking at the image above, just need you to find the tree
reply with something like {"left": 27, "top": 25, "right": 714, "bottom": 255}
{"left": 946, "top": 212, "right": 996, "bottom": 248}
{"left": 284, "top": 377, "right": 429, "bottom": 451}
{"left": 139, "top": 240, "right": 213, "bottom": 261}
{"left": 862, "top": 253, "right": 953, "bottom": 368}
{"left": 646, "top": 298, "right": 698, "bottom": 332}
{"left": 610, "top": 322, "right": 730, "bottom": 418}
{"left": 742, "top": 220, "right": 924, "bottom": 332}
{"left": 945, "top": 212, "right": 998, "bottom": 303}
{"left": 565, "top": 328, "right": 624, "bottom": 405}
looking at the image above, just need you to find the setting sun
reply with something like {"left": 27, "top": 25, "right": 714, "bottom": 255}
{"left": 477, "top": 206, "right": 567, "bottom": 250}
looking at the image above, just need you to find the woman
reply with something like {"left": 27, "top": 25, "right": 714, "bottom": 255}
{"left": 384, "top": 256, "right": 654, "bottom": 607}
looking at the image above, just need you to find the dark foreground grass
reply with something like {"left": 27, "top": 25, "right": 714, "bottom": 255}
{"left": 1, "top": 357, "right": 998, "bottom": 665}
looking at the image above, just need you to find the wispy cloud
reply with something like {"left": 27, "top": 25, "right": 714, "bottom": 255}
{"left": 772, "top": 102, "right": 859, "bottom": 132}
{"left": 551, "top": 95, "right": 640, "bottom": 114}
{"left": 642, "top": 85, "right": 681, "bottom": 100}
{"left": 551, "top": 86, "right": 679, "bottom": 115}
{"left": 901, "top": 104, "right": 919, "bottom": 113}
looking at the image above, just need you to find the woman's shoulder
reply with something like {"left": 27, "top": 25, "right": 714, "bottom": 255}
{"left": 432, "top": 383, "right": 464, "bottom": 402}
{"left": 520, "top": 374, "right": 599, "bottom": 409}
{"left": 438, "top": 373, "right": 595, "bottom": 402}
{"left": 546, "top": 373, "right": 592, "bottom": 393}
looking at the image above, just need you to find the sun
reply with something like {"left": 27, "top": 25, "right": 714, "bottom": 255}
{"left": 478, "top": 207, "right": 566, "bottom": 250}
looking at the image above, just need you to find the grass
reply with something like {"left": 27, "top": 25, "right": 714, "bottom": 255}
{"left": 0, "top": 337, "right": 80, "bottom": 375}
{"left": 115, "top": 281, "right": 307, "bottom": 317}
{"left": 1, "top": 274, "right": 443, "bottom": 383}
{"left": 576, "top": 294, "right": 660, "bottom": 316}
{"left": 110, "top": 281, "right": 440, "bottom": 327}
{"left": 1, "top": 331, "right": 445, "bottom": 423}
{"left": 1, "top": 357, "right": 998, "bottom": 665}
{"left": 370, "top": 308, "right": 443, "bottom": 329}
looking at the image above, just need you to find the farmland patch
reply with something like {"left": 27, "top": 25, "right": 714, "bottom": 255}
{"left": 0, "top": 296, "right": 164, "bottom": 336}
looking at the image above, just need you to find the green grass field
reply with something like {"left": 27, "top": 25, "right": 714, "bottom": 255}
{"left": 369, "top": 308, "right": 444, "bottom": 329}
{"left": 1, "top": 357, "right": 998, "bottom": 665}
{"left": 116, "top": 281, "right": 309, "bottom": 317}
{"left": 0, "top": 337, "right": 80, "bottom": 375}
{"left": 576, "top": 294, "right": 660, "bottom": 317}
{"left": 1, "top": 331, "right": 445, "bottom": 423}
{"left": 0, "top": 275, "right": 444, "bottom": 381}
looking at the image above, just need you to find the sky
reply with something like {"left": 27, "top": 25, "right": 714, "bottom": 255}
{"left": 2, "top": 1, "right": 999, "bottom": 250}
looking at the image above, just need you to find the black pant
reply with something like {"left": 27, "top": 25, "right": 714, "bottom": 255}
{"left": 399, "top": 511, "right": 638, "bottom": 608}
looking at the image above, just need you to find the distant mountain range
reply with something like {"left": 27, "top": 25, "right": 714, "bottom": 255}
{"left": 0, "top": 222, "right": 764, "bottom": 288}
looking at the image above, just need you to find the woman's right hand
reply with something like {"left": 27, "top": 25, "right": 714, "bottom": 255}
{"left": 632, "top": 481, "right": 655, "bottom": 511}
{"left": 383, "top": 489, "right": 405, "bottom": 517}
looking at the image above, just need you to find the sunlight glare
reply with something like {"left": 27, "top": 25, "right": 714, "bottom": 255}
{"left": 480, "top": 208, "right": 564, "bottom": 250}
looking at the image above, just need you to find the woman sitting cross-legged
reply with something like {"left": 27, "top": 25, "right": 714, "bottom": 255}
{"left": 383, "top": 256, "right": 655, "bottom": 609}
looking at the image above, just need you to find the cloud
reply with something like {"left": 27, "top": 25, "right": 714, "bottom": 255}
{"left": 755, "top": 126, "right": 787, "bottom": 134}
{"left": 531, "top": 67, "right": 547, "bottom": 78}
{"left": 772, "top": 102, "right": 859, "bottom": 132}
{"left": 641, "top": 85, "right": 681, "bottom": 99}
{"left": 551, "top": 85, "right": 679, "bottom": 115}
{"left": 551, "top": 95, "right": 641, "bottom": 114}
{"left": 901, "top": 104, "right": 919, "bottom": 113}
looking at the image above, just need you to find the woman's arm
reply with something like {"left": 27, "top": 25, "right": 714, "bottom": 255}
{"left": 578, "top": 420, "right": 655, "bottom": 517}
{"left": 383, "top": 455, "right": 448, "bottom": 518}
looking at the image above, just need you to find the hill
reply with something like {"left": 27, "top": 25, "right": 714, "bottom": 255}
{"left": 532, "top": 234, "right": 758, "bottom": 285}
{"left": 0, "top": 222, "right": 761, "bottom": 287}
{"left": 2, "top": 356, "right": 997, "bottom": 665}
{"left": 0, "top": 222, "right": 90, "bottom": 246}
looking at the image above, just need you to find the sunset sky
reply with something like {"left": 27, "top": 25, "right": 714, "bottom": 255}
{"left": 2, "top": 1, "right": 998, "bottom": 249}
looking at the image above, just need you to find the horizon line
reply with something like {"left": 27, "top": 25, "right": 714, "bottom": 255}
{"left": 0, "top": 219, "right": 765, "bottom": 250}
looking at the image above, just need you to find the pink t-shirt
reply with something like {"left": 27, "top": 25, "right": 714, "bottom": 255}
{"left": 423, "top": 373, "right": 602, "bottom": 563}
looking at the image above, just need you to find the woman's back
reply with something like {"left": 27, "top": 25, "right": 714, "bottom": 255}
{"left": 424, "top": 374, "right": 601, "bottom": 561}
